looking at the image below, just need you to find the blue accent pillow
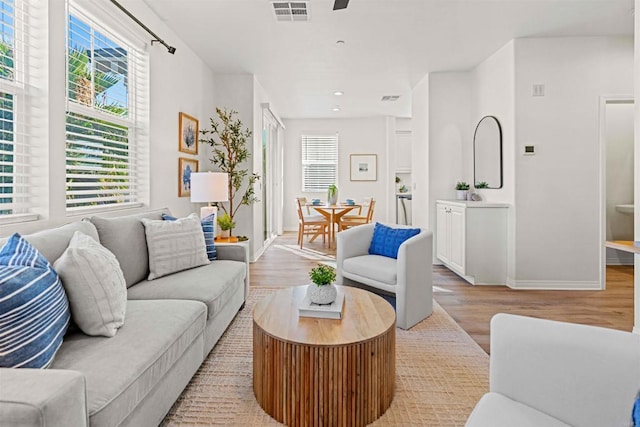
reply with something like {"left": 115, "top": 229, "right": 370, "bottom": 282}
{"left": 633, "top": 391, "right": 640, "bottom": 427}
{"left": 368, "top": 222, "right": 420, "bottom": 259}
{"left": 163, "top": 213, "right": 217, "bottom": 260}
{"left": 0, "top": 233, "right": 70, "bottom": 368}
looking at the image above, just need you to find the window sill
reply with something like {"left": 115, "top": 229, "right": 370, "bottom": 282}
{"left": 66, "top": 202, "right": 145, "bottom": 218}
{"left": 0, "top": 213, "right": 40, "bottom": 225}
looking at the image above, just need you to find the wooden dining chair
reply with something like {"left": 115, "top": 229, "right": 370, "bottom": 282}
{"left": 339, "top": 199, "right": 375, "bottom": 230}
{"left": 296, "top": 199, "right": 329, "bottom": 248}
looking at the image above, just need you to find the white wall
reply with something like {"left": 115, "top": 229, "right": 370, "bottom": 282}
{"left": 411, "top": 75, "right": 430, "bottom": 228}
{"left": 0, "top": 0, "right": 216, "bottom": 236}
{"left": 210, "top": 74, "right": 283, "bottom": 260}
{"left": 634, "top": 0, "right": 640, "bottom": 334}
{"left": 282, "top": 117, "right": 389, "bottom": 231}
{"left": 514, "top": 37, "right": 633, "bottom": 288}
{"left": 605, "top": 102, "right": 634, "bottom": 265}
{"left": 470, "top": 41, "right": 516, "bottom": 205}
{"left": 428, "top": 72, "right": 471, "bottom": 260}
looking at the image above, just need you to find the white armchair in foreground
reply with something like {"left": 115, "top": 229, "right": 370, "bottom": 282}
{"left": 336, "top": 222, "right": 433, "bottom": 330}
{"left": 466, "top": 313, "right": 640, "bottom": 427}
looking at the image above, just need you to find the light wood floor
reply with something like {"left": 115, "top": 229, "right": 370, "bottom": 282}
{"left": 251, "top": 232, "right": 635, "bottom": 354}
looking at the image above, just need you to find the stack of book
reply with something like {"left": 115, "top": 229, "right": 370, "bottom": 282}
{"left": 298, "top": 289, "right": 345, "bottom": 319}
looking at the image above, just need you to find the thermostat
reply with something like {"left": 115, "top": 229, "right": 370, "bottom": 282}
{"left": 524, "top": 145, "right": 535, "bottom": 155}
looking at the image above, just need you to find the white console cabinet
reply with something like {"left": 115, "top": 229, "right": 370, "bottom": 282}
{"left": 436, "top": 200, "right": 509, "bottom": 285}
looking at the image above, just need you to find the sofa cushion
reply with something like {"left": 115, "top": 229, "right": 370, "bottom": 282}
{"left": 127, "top": 260, "right": 245, "bottom": 320}
{"left": 50, "top": 299, "right": 206, "bottom": 427}
{"left": 142, "top": 214, "right": 209, "bottom": 280}
{"left": 54, "top": 231, "right": 126, "bottom": 337}
{"left": 0, "top": 221, "right": 99, "bottom": 265}
{"left": 163, "top": 213, "right": 217, "bottom": 260}
{"left": 89, "top": 210, "right": 166, "bottom": 287}
{"left": 0, "top": 234, "right": 70, "bottom": 368}
{"left": 465, "top": 393, "right": 571, "bottom": 427}
{"left": 369, "top": 222, "right": 420, "bottom": 259}
{"left": 343, "top": 254, "right": 397, "bottom": 286}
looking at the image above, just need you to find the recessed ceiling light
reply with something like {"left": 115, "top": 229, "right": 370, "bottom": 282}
{"left": 334, "top": 91, "right": 344, "bottom": 96}
{"left": 332, "top": 106, "right": 341, "bottom": 112}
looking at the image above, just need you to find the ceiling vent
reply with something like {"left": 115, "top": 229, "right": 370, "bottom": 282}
{"left": 381, "top": 95, "right": 401, "bottom": 102}
{"left": 272, "top": 2, "right": 309, "bottom": 22}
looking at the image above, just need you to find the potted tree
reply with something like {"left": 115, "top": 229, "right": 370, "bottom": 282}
{"left": 307, "top": 264, "right": 337, "bottom": 304}
{"left": 200, "top": 108, "right": 260, "bottom": 239}
{"left": 456, "top": 181, "right": 470, "bottom": 200}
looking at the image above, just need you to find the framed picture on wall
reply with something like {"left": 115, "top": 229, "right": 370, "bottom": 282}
{"left": 178, "top": 157, "right": 199, "bottom": 197}
{"left": 178, "top": 112, "right": 199, "bottom": 155}
{"left": 350, "top": 154, "right": 377, "bottom": 181}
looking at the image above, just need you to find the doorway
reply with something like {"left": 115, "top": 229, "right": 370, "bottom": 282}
{"left": 262, "top": 109, "right": 283, "bottom": 249}
{"left": 600, "top": 96, "right": 634, "bottom": 289}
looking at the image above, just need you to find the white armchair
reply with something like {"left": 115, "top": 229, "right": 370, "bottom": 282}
{"left": 466, "top": 313, "right": 640, "bottom": 427}
{"left": 336, "top": 223, "right": 433, "bottom": 330}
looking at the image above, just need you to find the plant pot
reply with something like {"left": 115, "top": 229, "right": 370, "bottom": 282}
{"left": 307, "top": 283, "right": 337, "bottom": 305}
{"left": 220, "top": 229, "right": 230, "bottom": 239}
{"left": 456, "top": 190, "right": 468, "bottom": 200}
{"left": 328, "top": 191, "right": 338, "bottom": 205}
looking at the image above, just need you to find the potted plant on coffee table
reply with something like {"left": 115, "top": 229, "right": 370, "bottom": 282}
{"left": 307, "top": 264, "right": 337, "bottom": 304}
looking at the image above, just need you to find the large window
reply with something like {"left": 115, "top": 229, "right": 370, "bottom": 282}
{"left": 301, "top": 134, "right": 338, "bottom": 192}
{"left": 0, "top": 0, "right": 33, "bottom": 217}
{"left": 65, "top": 8, "right": 148, "bottom": 212}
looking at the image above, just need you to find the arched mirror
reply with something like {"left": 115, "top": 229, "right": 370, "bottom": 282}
{"left": 473, "top": 116, "right": 503, "bottom": 189}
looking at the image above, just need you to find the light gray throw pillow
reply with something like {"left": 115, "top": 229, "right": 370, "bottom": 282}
{"left": 141, "top": 213, "right": 209, "bottom": 280}
{"left": 54, "top": 231, "right": 126, "bottom": 337}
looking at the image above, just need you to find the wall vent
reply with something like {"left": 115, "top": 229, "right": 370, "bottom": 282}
{"left": 272, "top": 2, "right": 309, "bottom": 22}
{"left": 381, "top": 95, "right": 401, "bottom": 102}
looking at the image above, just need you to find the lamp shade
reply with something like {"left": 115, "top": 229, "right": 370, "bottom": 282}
{"left": 190, "top": 172, "right": 229, "bottom": 203}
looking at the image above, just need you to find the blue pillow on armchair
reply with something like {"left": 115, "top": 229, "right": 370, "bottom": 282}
{"left": 163, "top": 213, "right": 217, "bottom": 260}
{"left": 368, "top": 222, "right": 420, "bottom": 259}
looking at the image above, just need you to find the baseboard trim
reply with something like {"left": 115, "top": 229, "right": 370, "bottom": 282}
{"left": 605, "top": 258, "right": 634, "bottom": 266}
{"left": 509, "top": 280, "right": 601, "bottom": 290}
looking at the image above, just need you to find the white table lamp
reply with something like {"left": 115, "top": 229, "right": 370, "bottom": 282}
{"left": 190, "top": 173, "right": 229, "bottom": 233}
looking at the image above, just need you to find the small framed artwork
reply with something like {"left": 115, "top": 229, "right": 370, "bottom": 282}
{"left": 350, "top": 154, "right": 377, "bottom": 181}
{"left": 178, "top": 157, "right": 199, "bottom": 197}
{"left": 178, "top": 112, "right": 199, "bottom": 155}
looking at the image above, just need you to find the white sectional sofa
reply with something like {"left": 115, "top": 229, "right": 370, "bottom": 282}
{"left": 0, "top": 210, "right": 249, "bottom": 427}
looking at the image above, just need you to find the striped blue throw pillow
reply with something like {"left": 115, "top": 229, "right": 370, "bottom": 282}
{"left": 0, "top": 233, "right": 70, "bottom": 368}
{"left": 163, "top": 213, "right": 217, "bottom": 260}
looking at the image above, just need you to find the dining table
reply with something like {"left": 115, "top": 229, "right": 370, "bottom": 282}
{"left": 307, "top": 203, "right": 361, "bottom": 249}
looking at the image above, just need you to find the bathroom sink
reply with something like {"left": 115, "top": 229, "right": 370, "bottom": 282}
{"left": 615, "top": 204, "right": 634, "bottom": 215}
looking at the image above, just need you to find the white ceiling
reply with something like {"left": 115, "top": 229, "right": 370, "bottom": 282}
{"left": 142, "top": 0, "right": 634, "bottom": 119}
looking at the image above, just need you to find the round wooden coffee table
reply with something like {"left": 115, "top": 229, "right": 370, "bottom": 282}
{"left": 253, "top": 285, "right": 395, "bottom": 427}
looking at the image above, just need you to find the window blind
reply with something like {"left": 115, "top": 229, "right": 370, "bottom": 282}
{"left": 0, "top": 0, "right": 45, "bottom": 217}
{"left": 65, "top": 6, "right": 148, "bottom": 212}
{"left": 301, "top": 134, "right": 338, "bottom": 192}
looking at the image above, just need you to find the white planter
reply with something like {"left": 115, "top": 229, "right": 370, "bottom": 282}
{"left": 456, "top": 190, "right": 468, "bottom": 200}
{"left": 220, "top": 229, "right": 230, "bottom": 238}
{"left": 307, "top": 283, "right": 337, "bottom": 305}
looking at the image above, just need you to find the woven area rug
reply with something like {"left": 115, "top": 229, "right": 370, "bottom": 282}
{"left": 162, "top": 288, "right": 489, "bottom": 426}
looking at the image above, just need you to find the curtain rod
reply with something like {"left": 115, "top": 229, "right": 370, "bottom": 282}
{"left": 109, "top": 0, "right": 176, "bottom": 54}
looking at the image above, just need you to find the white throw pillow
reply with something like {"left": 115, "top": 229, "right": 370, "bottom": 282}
{"left": 54, "top": 231, "right": 126, "bottom": 337}
{"left": 141, "top": 213, "right": 209, "bottom": 280}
